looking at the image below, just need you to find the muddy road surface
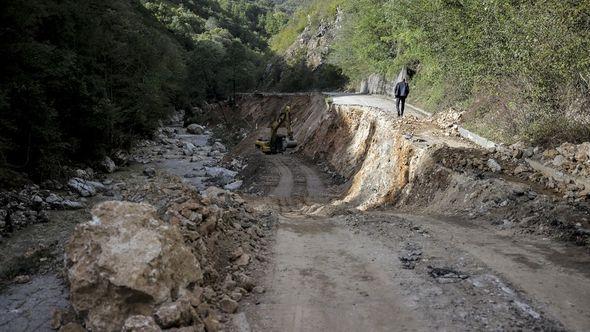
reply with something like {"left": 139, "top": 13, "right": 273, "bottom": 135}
{"left": 236, "top": 153, "right": 590, "bottom": 332}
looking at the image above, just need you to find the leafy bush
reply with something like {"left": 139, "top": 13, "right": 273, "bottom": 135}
{"left": 329, "top": 0, "right": 590, "bottom": 145}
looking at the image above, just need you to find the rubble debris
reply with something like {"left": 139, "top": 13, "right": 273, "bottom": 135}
{"left": 154, "top": 298, "right": 195, "bottom": 328}
{"left": 398, "top": 243, "right": 423, "bottom": 269}
{"left": 428, "top": 266, "right": 469, "bottom": 283}
{"left": 66, "top": 201, "right": 202, "bottom": 331}
{"left": 122, "top": 315, "right": 161, "bottom": 332}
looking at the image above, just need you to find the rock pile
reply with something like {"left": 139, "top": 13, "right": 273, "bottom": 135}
{"left": 0, "top": 182, "right": 90, "bottom": 236}
{"left": 66, "top": 173, "right": 275, "bottom": 331}
{"left": 540, "top": 142, "right": 590, "bottom": 178}
{"left": 0, "top": 185, "right": 50, "bottom": 236}
{"left": 66, "top": 201, "right": 202, "bottom": 331}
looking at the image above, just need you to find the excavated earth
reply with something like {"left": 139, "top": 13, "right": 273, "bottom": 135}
{"left": 1, "top": 92, "right": 590, "bottom": 332}
{"left": 214, "top": 93, "right": 590, "bottom": 332}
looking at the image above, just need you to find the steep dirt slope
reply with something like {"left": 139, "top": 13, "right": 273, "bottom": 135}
{"left": 227, "top": 94, "right": 589, "bottom": 246}
{"left": 197, "top": 93, "right": 590, "bottom": 331}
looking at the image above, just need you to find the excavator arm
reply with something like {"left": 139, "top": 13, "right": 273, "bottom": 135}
{"left": 255, "top": 106, "right": 297, "bottom": 154}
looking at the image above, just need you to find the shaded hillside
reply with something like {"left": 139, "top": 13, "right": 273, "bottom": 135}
{"left": 0, "top": 0, "right": 287, "bottom": 186}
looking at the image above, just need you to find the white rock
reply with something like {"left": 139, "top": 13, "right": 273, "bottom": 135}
{"left": 487, "top": 159, "right": 502, "bottom": 173}
{"left": 552, "top": 155, "right": 566, "bottom": 167}
{"left": 122, "top": 315, "right": 161, "bottom": 332}
{"left": 186, "top": 124, "right": 205, "bottom": 135}
{"left": 68, "top": 178, "right": 97, "bottom": 197}
{"left": 205, "top": 167, "right": 237, "bottom": 178}
{"left": 66, "top": 201, "right": 202, "bottom": 331}
{"left": 212, "top": 142, "right": 227, "bottom": 153}
{"left": 224, "top": 181, "right": 243, "bottom": 191}
{"left": 45, "top": 193, "right": 63, "bottom": 205}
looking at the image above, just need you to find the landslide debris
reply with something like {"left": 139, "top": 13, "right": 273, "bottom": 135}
{"left": 66, "top": 201, "right": 202, "bottom": 331}
{"left": 66, "top": 171, "right": 275, "bottom": 331}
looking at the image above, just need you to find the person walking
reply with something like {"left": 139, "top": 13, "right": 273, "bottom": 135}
{"left": 394, "top": 78, "right": 410, "bottom": 117}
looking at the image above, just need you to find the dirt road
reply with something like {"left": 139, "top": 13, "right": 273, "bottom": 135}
{"left": 238, "top": 153, "right": 590, "bottom": 332}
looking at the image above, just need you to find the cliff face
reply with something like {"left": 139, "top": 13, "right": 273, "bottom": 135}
{"left": 283, "top": 8, "right": 343, "bottom": 69}
{"left": 263, "top": 7, "right": 347, "bottom": 91}
{"left": 358, "top": 69, "right": 407, "bottom": 97}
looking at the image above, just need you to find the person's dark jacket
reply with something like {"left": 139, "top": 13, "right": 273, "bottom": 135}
{"left": 395, "top": 81, "right": 410, "bottom": 98}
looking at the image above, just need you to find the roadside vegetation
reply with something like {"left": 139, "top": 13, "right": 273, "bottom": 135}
{"left": 277, "top": 0, "right": 590, "bottom": 145}
{"left": 269, "top": 0, "right": 342, "bottom": 53}
{"left": 0, "top": 0, "right": 291, "bottom": 187}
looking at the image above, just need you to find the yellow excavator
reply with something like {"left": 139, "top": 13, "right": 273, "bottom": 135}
{"left": 255, "top": 105, "right": 298, "bottom": 154}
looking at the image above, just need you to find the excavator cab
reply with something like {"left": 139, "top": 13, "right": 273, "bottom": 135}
{"left": 255, "top": 105, "right": 298, "bottom": 154}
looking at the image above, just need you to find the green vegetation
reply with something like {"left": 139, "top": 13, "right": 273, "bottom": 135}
{"left": 270, "top": 0, "right": 343, "bottom": 53}
{"left": 328, "top": 0, "right": 590, "bottom": 144}
{"left": 0, "top": 0, "right": 290, "bottom": 186}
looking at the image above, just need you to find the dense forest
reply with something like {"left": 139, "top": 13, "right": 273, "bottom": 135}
{"left": 2, "top": 0, "right": 589, "bottom": 186}
{"left": 0, "top": 0, "right": 291, "bottom": 186}
{"left": 276, "top": 0, "right": 590, "bottom": 144}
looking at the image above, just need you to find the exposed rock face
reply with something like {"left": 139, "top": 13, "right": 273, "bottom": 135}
{"left": 359, "top": 69, "right": 407, "bottom": 96}
{"left": 284, "top": 7, "right": 343, "bottom": 70}
{"left": 66, "top": 201, "right": 202, "bottom": 331}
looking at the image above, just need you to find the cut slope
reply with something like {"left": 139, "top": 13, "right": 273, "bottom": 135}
{"left": 221, "top": 93, "right": 590, "bottom": 245}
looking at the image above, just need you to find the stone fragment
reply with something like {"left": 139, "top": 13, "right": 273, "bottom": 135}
{"left": 68, "top": 178, "right": 97, "bottom": 197}
{"left": 58, "top": 323, "right": 86, "bottom": 332}
{"left": 234, "top": 273, "right": 255, "bottom": 292}
{"left": 235, "top": 253, "right": 251, "bottom": 267}
{"left": 123, "top": 315, "right": 161, "bottom": 332}
{"left": 552, "top": 155, "right": 566, "bottom": 167}
{"left": 66, "top": 201, "right": 202, "bottom": 331}
{"left": 187, "top": 124, "right": 205, "bottom": 135}
{"left": 212, "top": 142, "right": 226, "bottom": 153}
{"left": 252, "top": 286, "right": 266, "bottom": 294}
{"left": 219, "top": 295, "right": 239, "bottom": 314}
{"left": 223, "top": 181, "right": 243, "bottom": 191}
{"left": 543, "top": 149, "right": 559, "bottom": 159}
{"left": 203, "top": 315, "right": 220, "bottom": 332}
{"left": 100, "top": 156, "right": 117, "bottom": 173}
{"left": 113, "top": 150, "right": 130, "bottom": 166}
{"left": 143, "top": 167, "right": 156, "bottom": 178}
{"left": 14, "top": 275, "right": 31, "bottom": 284}
{"left": 487, "top": 159, "right": 502, "bottom": 173}
{"left": 154, "top": 299, "right": 195, "bottom": 329}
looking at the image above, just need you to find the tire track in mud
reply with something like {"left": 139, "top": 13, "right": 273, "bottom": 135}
{"left": 299, "top": 164, "right": 327, "bottom": 204}
{"left": 269, "top": 157, "right": 294, "bottom": 199}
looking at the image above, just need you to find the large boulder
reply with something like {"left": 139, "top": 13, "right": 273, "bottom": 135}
{"left": 186, "top": 124, "right": 205, "bottom": 135}
{"left": 67, "top": 178, "right": 97, "bottom": 197}
{"left": 100, "top": 156, "right": 117, "bottom": 173}
{"left": 66, "top": 201, "right": 202, "bottom": 331}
